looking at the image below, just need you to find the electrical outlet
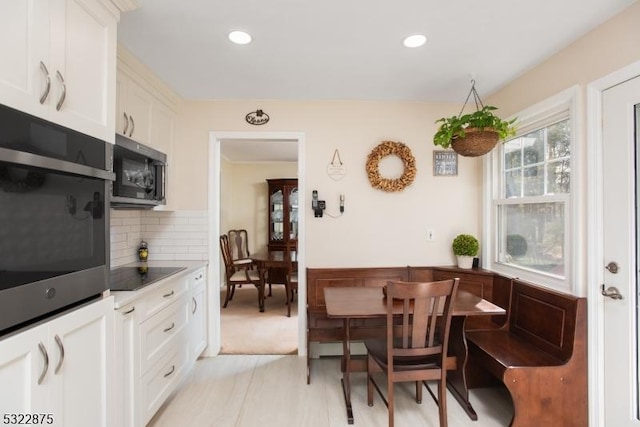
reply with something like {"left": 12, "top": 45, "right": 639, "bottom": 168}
{"left": 426, "top": 229, "right": 435, "bottom": 242}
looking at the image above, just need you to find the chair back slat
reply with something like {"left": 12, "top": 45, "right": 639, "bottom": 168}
{"left": 228, "top": 229, "right": 251, "bottom": 261}
{"left": 385, "top": 279, "right": 459, "bottom": 360}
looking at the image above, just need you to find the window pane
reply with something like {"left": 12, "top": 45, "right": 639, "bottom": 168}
{"left": 504, "top": 139, "right": 522, "bottom": 170}
{"left": 505, "top": 169, "right": 522, "bottom": 198}
{"left": 499, "top": 203, "right": 565, "bottom": 277}
{"left": 523, "top": 165, "right": 544, "bottom": 196}
{"left": 547, "top": 159, "right": 571, "bottom": 194}
{"left": 522, "top": 129, "right": 544, "bottom": 166}
{"left": 547, "top": 120, "right": 570, "bottom": 160}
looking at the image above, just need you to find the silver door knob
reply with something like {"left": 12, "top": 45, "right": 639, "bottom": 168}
{"left": 605, "top": 262, "right": 619, "bottom": 274}
{"left": 601, "top": 284, "right": 623, "bottom": 300}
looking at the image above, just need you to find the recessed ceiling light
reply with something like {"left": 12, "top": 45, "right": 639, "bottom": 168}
{"left": 403, "top": 34, "right": 427, "bottom": 48}
{"left": 229, "top": 30, "right": 252, "bottom": 45}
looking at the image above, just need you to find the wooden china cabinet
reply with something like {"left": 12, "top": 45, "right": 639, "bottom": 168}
{"left": 266, "top": 179, "right": 298, "bottom": 251}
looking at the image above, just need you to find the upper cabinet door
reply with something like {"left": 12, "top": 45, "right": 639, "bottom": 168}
{"left": 0, "top": 0, "right": 50, "bottom": 119}
{"left": 49, "top": 0, "right": 117, "bottom": 143}
{"left": 0, "top": 0, "right": 117, "bottom": 143}
{"left": 118, "top": 72, "right": 153, "bottom": 144}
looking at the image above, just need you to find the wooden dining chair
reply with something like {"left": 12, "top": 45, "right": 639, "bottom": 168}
{"left": 283, "top": 242, "right": 298, "bottom": 317}
{"left": 219, "top": 234, "right": 262, "bottom": 309}
{"left": 364, "top": 278, "right": 459, "bottom": 427}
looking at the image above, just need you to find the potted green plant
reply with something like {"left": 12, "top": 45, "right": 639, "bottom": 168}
{"left": 452, "top": 234, "right": 479, "bottom": 269}
{"left": 433, "top": 105, "right": 517, "bottom": 157}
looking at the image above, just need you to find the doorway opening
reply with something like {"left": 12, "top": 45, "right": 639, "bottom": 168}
{"left": 207, "top": 131, "right": 306, "bottom": 357}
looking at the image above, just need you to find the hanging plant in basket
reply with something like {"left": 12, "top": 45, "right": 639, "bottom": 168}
{"left": 433, "top": 81, "right": 517, "bottom": 157}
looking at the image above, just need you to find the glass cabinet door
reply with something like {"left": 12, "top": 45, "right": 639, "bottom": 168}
{"left": 266, "top": 178, "right": 298, "bottom": 251}
{"left": 289, "top": 187, "right": 298, "bottom": 240}
{"left": 270, "top": 189, "right": 284, "bottom": 242}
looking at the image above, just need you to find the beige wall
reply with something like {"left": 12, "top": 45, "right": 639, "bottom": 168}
{"left": 220, "top": 161, "right": 298, "bottom": 253}
{"left": 172, "top": 1, "right": 640, "bottom": 269}
{"left": 176, "top": 100, "right": 482, "bottom": 267}
{"left": 487, "top": 1, "right": 640, "bottom": 115}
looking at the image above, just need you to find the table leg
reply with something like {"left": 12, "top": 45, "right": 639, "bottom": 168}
{"left": 257, "top": 266, "right": 267, "bottom": 312}
{"left": 340, "top": 318, "right": 354, "bottom": 424}
{"left": 446, "top": 316, "right": 478, "bottom": 420}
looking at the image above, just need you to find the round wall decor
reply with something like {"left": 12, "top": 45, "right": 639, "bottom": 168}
{"left": 365, "top": 141, "right": 416, "bottom": 192}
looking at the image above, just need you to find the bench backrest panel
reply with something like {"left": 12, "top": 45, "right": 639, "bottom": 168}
{"left": 509, "top": 280, "right": 581, "bottom": 362}
{"left": 307, "top": 267, "right": 409, "bottom": 311}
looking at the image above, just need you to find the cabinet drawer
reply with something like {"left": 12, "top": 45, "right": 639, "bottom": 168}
{"left": 190, "top": 268, "right": 206, "bottom": 288}
{"left": 141, "top": 275, "right": 189, "bottom": 319}
{"left": 140, "top": 300, "right": 188, "bottom": 374}
{"left": 140, "top": 347, "right": 188, "bottom": 426}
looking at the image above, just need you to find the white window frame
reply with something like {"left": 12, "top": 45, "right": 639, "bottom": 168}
{"left": 482, "top": 86, "right": 581, "bottom": 294}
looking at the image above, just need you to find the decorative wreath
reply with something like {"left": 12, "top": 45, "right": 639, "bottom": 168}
{"left": 365, "top": 141, "right": 416, "bottom": 192}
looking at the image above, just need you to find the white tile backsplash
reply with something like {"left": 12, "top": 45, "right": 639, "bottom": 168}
{"left": 110, "top": 209, "right": 209, "bottom": 267}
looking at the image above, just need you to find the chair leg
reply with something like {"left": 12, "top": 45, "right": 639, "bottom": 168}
{"left": 223, "top": 283, "right": 233, "bottom": 308}
{"left": 438, "top": 378, "right": 448, "bottom": 427}
{"left": 285, "top": 281, "right": 291, "bottom": 317}
{"left": 415, "top": 380, "right": 422, "bottom": 404}
{"left": 388, "top": 374, "right": 395, "bottom": 427}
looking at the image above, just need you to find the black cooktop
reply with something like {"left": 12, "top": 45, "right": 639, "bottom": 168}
{"left": 109, "top": 266, "right": 186, "bottom": 291}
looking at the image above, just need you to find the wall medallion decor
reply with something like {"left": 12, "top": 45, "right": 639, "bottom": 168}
{"left": 327, "top": 149, "right": 347, "bottom": 181}
{"left": 245, "top": 109, "right": 270, "bottom": 125}
{"left": 365, "top": 141, "right": 416, "bottom": 192}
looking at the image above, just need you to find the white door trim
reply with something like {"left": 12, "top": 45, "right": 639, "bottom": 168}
{"left": 204, "top": 130, "right": 306, "bottom": 358}
{"left": 587, "top": 60, "right": 640, "bottom": 426}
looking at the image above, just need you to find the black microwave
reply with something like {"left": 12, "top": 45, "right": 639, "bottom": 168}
{"left": 111, "top": 134, "right": 166, "bottom": 208}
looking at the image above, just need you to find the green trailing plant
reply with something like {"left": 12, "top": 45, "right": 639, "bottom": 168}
{"left": 452, "top": 234, "right": 479, "bottom": 257}
{"left": 433, "top": 105, "right": 517, "bottom": 149}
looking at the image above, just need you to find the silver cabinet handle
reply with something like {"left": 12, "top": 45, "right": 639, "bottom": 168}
{"left": 123, "top": 306, "right": 135, "bottom": 315}
{"left": 37, "top": 342, "right": 49, "bottom": 385}
{"left": 55, "top": 71, "right": 66, "bottom": 111}
{"left": 39, "top": 61, "right": 51, "bottom": 104}
{"left": 128, "top": 115, "right": 135, "bottom": 137}
{"left": 54, "top": 335, "right": 64, "bottom": 374}
{"left": 163, "top": 290, "right": 175, "bottom": 298}
{"left": 192, "top": 296, "right": 197, "bottom": 314}
{"left": 123, "top": 112, "right": 129, "bottom": 135}
{"left": 163, "top": 322, "right": 175, "bottom": 333}
{"left": 163, "top": 365, "right": 175, "bottom": 378}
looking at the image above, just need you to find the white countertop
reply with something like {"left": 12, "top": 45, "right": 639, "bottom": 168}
{"left": 109, "top": 260, "right": 208, "bottom": 309}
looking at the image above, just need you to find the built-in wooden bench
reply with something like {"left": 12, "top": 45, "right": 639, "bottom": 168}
{"left": 465, "top": 279, "right": 587, "bottom": 427}
{"left": 305, "top": 266, "right": 510, "bottom": 383}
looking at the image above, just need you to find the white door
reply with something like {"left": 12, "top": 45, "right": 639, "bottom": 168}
{"left": 602, "top": 75, "right": 640, "bottom": 425}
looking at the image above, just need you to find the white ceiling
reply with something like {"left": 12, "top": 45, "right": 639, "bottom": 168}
{"left": 117, "top": 0, "right": 635, "bottom": 162}
{"left": 118, "top": 0, "right": 635, "bottom": 103}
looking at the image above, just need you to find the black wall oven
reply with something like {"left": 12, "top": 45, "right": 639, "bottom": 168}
{"left": 0, "top": 104, "right": 114, "bottom": 336}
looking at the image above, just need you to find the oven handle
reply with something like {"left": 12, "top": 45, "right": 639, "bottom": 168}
{"left": 0, "top": 147, "right": 115, "bottom": 181}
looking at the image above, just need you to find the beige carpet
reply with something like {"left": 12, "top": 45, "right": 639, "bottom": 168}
{"left": 220, "top": 285, "right": 298, "bottom": 355}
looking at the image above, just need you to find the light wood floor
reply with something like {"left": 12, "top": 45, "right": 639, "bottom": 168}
{"left": 148, "top": 355, "right": 513, "bottom": 427}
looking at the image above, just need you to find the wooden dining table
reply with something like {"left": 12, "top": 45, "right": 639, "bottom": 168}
{"left": 324, "top": 286, "right": 505, "bottom": 424}
{"left": 250, "top": 250, "right": 296, "bottom": 312}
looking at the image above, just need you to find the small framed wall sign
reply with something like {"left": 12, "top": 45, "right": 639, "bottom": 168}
{"left": 433, "top": 150, "right": 458, "bottom": 176}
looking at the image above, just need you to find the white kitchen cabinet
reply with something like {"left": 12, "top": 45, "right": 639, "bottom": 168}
{"left": 113, "top": 265, "right": 208, "bottom": 427}
{"left": 114, "top": 303, "right": 138, "bottom": 427}
{"left": 188, "top": 268, "right": 207, "bottom": 362}
{"left": 0, "top": 297, "right": 115, "bottom": 427}
{"left": 116, "top": 70, "right": 153, "bottom": 145}
{"left": 0, "top": 0, "right": 117, "bottom": 143}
